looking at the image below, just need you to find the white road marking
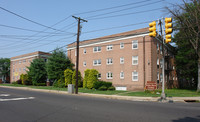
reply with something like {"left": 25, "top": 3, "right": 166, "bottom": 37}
{"left": 0, "top": 97, "right": 35, "bottom": 102}
{"left": 0, "top": 94, "right": 10, "bottom": 97}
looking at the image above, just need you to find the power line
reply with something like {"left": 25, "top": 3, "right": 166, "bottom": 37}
{"left": 74, "top": 0, "right": 154, "bottom": 15}
{"left": 86, "top": 0, "right": 163, "bottom": 19}
{"left": 88, "top": 7, "right": 168, "bottom": 20}
{"left": 0, "top": 6, "right": 65, "bottom": 32}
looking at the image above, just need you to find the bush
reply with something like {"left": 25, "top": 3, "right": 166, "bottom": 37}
{"left": 94, "top": 80, "right": 112, "bottom": 89}
{"left": 20, "top": 74, "right": 31, "bottom": 85}
{"left": 35, "top": 83, "right": 46, "bottom": 86}
{"left": 108, "top": 86, "right": 115, "bottom": 91}
{"left": 99, "top": 86, "right": 107, "bottom": 91}
{"left": 83, "top": 69, "right": 90, "bottom": 88}
{"left": 72, "top": 70, "right": 82, "bottom": 87}
{"left": 87, "top": 69, "right": 98, "bottom": 89}
{"left": 12, "top": 81, "right": 18, "bottom": 85}
{"left": 64, "top": 69, "right": 73, "bottom": 87}
{"left": 16, "top": 79, "right": 22, "bottom": 84}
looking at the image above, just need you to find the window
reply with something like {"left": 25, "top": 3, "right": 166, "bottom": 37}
{"left": 23, "top": 68, "right": 26, "bottom": 71}
{"left": 132, "top": 71, "right": 138, "bottom": 81}
{"left": 160, "top": 73, "right": 163, "bottom": 82}
{"left": 157, "top": 43, "right": 159, "bottom": 50}
{"left": 83, "top": 49, "right": 86, "bottom": 54}
{"left": 160, "top": 59, "right": 163, "bottom": 68}
{"left": 120, "top": 42, "right": 124, "bottom": 49}
{"left": 44, "top": 59, "right": 47, "bottom": 62}
{"left": 157, "top": 72, "right": 159, "bottom": 80}
{"left": 132, "top": 40, "right": 138, "bottom": 49}
{"left": 120, "top": 57, "right": 124, "bottom": 64}
{"left": 93, "top": 46, "right": 101, "bottom": 52}
{"left": 107, "top": 45, "right": 113, "bottom": 51}
{"left": 160, "top": 45, "right": 162, "bottom": 54}
{"left": 132, "top": 56, "right": 138, "bottom": 65}
{"left": 93, "top": 59, "right": 101, "bottom": 66}
{"left": 98, "top": 73, "right": 101, "bottom": 79}
{"left": 157, "top": 58, "right": 160, "bottom": 65}
{"left": 13, "top": 69, "right": 15, "bottom": 72}
{"left": 107, "top": 72, "right": 113, "bottom": 79}
{"left": 19, "top": 60, "right": 21, "bottom": 64}
{"left": 107, "top": 58, "right": 113, "bottom": 65}
{"left": 23, "top": 59, "right": 26, "bottom": 63}
{"left": 120, "top": 71, "right": 124, "bottom": 79}
{"left": 83, "top": 61, "right": 86, "bottom": 67}
{"left": 19, "top": 68, "right": 21, "bottom": 72}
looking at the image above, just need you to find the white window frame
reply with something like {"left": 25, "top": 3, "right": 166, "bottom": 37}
{"left": 106, "top": 45, "right": 113, "bottom": 51}
{"left": 106, "top": 72, "right": 113, "bottom": 79}
{"left": 93, "top": 59, "right": 101, "bottom": 66}
{"left": 93, "top": 46, "right": 101, "bottom": 52}
{"left": 107, "top": 58, "right": 113, "bottom": 65}
{"left": 120, "top": 71, "right": 124, "bottom": 79}
{"left": 157, "top": 72, "right": 159, "bottom": 80}
{"left": 132, "top": 56, "right": 138, "bottom": 65}
{"left": 75, "top": 50, "right": 77, "bottom": 56}
{"left": 132, "top": 71, "right": 138, "bottom": 81}
{"left": 83, "top": 48, "right": 86, "bottom": 54}
{"left": 19, "top": 61, "right": 21, "bottom": 64}
{"left": 120, "top": 57, "right": 124, "bottom": 64}
{"left": 132, "top": 40, "right": 138, "bottom": 49}
{"left": 160, "top": 45, "right": 162, "bottom": 54}
{"left": 83, "top": 61, "right": 86, "bottom": 67}
{"left": 157, "top": 58, "right": 160, "bottom": 65}
{"left": 157, "top": 43, "right": 159, "bottom": 51}
{"left": 120, "top": 42, "right": 124, "bottom": 49}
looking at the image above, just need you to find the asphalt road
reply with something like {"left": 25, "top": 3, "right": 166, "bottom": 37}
{"left": 0, "top": 87, "right": 200, "bottom": 122}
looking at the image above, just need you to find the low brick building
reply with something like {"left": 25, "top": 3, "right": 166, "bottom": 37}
{"left": 67, "top": 27, "right": 178, "bottom": 91}
{"left": 10, "top": 51, "right": 50, "bottom": 83}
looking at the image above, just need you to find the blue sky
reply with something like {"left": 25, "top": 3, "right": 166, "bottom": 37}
{"left": 0, "top": 0, "right": 182, "bottom": 58}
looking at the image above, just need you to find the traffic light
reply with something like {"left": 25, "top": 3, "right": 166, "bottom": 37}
{"left": 149, "top": 21, "right": 157, "bottom": 37}
{"left": 165, "top": 18, "right": 173, "bottom": 43}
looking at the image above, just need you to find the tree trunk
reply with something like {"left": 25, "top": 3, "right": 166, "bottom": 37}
{"left": 197, "top": 59, "right": 200, "bottom": 92}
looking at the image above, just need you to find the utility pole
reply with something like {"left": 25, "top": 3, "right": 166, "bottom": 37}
{"left": 72, "top": 16, "right": 87, "bottom": 94}
{"left": 159, "top": 18, "right": 166, "bottom": 100}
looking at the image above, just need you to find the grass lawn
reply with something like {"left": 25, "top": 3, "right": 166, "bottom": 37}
{"left": 1, "top": 84, "right": 200, "bottom": 97}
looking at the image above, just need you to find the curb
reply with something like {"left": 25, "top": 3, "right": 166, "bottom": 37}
{"left": 1, "top": 86, "right": 200, "bottom": 103}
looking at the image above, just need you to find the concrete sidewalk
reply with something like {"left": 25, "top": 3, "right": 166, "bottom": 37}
{"left": 1, "top": 86, "right": 200, "bottom": 103}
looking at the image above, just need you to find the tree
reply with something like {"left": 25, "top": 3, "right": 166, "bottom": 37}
{"left": 0, "top": 58, "right": 10, "bottom": 83}
{"left": 27, "top": 58, "right": 47, "bottom": 85}
{"left": 83, "top": 69, "right": 90, "bottom": 88}
{"left": 87, "top": 69, "right": 99, "bottom": 89}
{"left": 20, "top": 74, "right": 30, "bottom": 85}
{"left": 168, "top": 0, "right": 200, "bottom": 91}
{"left": 46, "top": 49, "right": 73, "bottom": 82}
{"left": 72, "top": 70, "right": 82, "bottom": 87}
{"left": 64, "top": 69, "right": 73, "bottom": 87}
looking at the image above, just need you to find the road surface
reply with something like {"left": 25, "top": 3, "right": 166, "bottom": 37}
{"left": 0, "top": 87, "right": 200, "bottom": 122}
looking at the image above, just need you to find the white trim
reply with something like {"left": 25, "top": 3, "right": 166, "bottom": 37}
{"left": 67, "top": 33, "right": 149, "bottom": 50}
{"left": 11, "top": 54, "right": 38, "bottom": 61}
{"left": 132, "top": 40, "right": 138, "bottom": 49}
{"left": 132, "top": 56, "right": 138, "bottom": 65}
{"left": 120, "top": 71, "right": 124, "bottom": 79}
{"left": 120, "top": 57, "right": 124, "bottom": 64}
{"left": 132, "top": 71, "right": 138, "bottom": 81}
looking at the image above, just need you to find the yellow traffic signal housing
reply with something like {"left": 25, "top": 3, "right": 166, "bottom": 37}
{"left": 165, "top": 17, "right": 173, "bottom": 43}
{"left": 149, "top": 21, "right": 157, "bottom": 37}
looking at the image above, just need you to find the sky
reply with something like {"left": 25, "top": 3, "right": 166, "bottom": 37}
{"left": 0, "top": 0, "right": 183, "bottom": 58}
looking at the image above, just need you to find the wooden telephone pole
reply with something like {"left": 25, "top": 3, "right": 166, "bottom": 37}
{"left": 72, "top": 16, "right": 87, "bottom": 94}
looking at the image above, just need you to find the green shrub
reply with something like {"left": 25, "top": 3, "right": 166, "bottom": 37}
{"left": 99, "top": 86, "right": 107, "bottom": 91}
{"left": 35, "top": 83, "right": 46, "bottom": 86}
{"left": 94, "top": 80, "right": 112, "bottom": 89}
{"left": 64, "top": 69, "right": 73, "bottom": 87}
{"left": 53, "top": 80, "right": 58, "bottom": 87}
{"left": 16, "top": 79, "right": 22, "bottom": 84}
{"left": 12, "top": 81, "right": 17, "bottom": 85}
{"left": 72, "top": 70, "right": 82, "bottom": 87}
{"left": 20, "top": 74, "right": 31, "bottom": 85}
{"left": 108, "top": 86, "right": 115, "bottom": 91}
{"left": 83, "top": 69, "right": 90, "bottom": 88}
{"left": 87, "top": 69, "right": 98, "bottom": 89}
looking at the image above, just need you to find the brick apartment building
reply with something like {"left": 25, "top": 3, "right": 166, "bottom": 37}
{"left": 67, "top": 27, "right": 178, "bottom": 91}
{"left": 10, "top": 51, "right": 50, "bottom": 83}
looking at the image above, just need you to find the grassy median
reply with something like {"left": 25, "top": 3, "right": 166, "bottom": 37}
{"left": 1, "top": 84, "right": 200, "bottom": 97}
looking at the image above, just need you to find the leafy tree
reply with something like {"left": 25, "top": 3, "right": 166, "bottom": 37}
{"left": 46, "top": 49, "right": 73, "bottom": 82}
{"left": 64, "top": 69, "right": 73, "bottom": 87}
{"left": 87, "top": 69, "right": 98, "bottom": 89}
{"left": 168, "top": 0, "right": 200, "bottom": 90}
{"left": 27, "top": 58, "right": 46, "bottom": 85}
{"left": 20, "top": 74, "right": 30, "bottom": 85}
{"left": 72, "top": 70, "right": 82, "bottom": 87}
{"left": 0, "top": 58, "right": 10, "bottom": 83}
{"left": 83, "top": 69, "right": 90, "bottom": 88}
